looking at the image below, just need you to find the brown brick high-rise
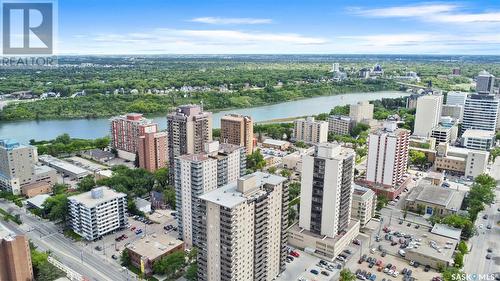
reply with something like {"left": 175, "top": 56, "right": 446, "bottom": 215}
{"left": 0, "top": 226, "right": 33, "bottom": 281}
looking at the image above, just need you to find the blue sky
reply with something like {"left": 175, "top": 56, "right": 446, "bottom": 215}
{"left": 55, "top": 0, "right": 500, "bottom": 55}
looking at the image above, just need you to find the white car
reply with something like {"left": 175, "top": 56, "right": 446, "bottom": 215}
{"left": 392, "top": 272, "right": 399, "bottom": 277}
{"left": 479, "top": 224, "right": 484, "bottom": 229}
{"left": 383, "top": 268, "right": 389, "bottom": 273}
{"left": 388, "top": 270, "right": 394, "bottom": 275}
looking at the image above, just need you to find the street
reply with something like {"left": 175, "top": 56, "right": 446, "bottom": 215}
{"left": 463, "top": 188, "right": 500, "bottom": 275}
{"left": 0, "top": 199, "right": 136, "bottom": 281}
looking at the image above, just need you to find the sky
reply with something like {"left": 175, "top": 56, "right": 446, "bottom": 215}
{"left": 53, "top": 0, "right": 500, "bottom": 55}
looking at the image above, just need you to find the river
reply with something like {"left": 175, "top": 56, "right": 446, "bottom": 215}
{"left": 0, "top": 91, "right": 409, "bottom": 144}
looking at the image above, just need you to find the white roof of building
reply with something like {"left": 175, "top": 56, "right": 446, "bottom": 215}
{"left": 126, "top": 234, "right": 183, "bottom": 261}
{"left": 199, "top": 172, "right": 285, "bottom": 209}
{"left": 462, "top": 129, "right": 495, "bottom": 139}
{"left": 134, "top": 198, "right": 151, "bottom": 210}
{"left": 68, "top": 186, "right": 126, "bottom": 208}
{"left": 263, "top": 139, "right": 289, "bottom": 146}
{"left": 39, "top": 155, "right": 90, "bottom": 176}
{"left": 26, "top": 194, "right": 51, "bottom": 209}
{"left": 431, "top": 224, "right": 462, "bottom": 240}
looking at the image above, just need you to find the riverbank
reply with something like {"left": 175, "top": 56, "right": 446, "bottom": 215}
{"left": 0, "top": 80, "right": 398, "bottom": 121}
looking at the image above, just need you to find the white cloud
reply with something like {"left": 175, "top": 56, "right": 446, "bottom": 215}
{"left": 351, "top": 3, "right": 500, "bottom": 24}
{"left": 190, "top": 17, "right": 272, "bottom": 25}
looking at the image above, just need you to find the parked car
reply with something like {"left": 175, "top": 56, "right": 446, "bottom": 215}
{"left": 424, "top": 265, "right": 431, "bottom": 272}
{"left": 111, "top": 254, "right": 118, "bottom": 260}
{"left": 290, "top": 251, "right": 300, "bottom": 257}
{"left": 310, "top": 269, "right": 319, "bottom": 275}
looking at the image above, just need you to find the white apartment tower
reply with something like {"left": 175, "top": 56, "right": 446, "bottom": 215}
{"left": 68, "top": 187, "right": 128, "bottom": 241}
{"left": 366, "top": 121, "right": 410, "bottom": 188}
{"left": 293, "top": 117, "right": 328, "bottom": 144}
{"left": 462, "top": 94, "right": 499, "bottom": 133}
{"left": 413, "top": 95, "right": 443, "bottom": 137}
{"left": 299, "top": 143, "right": 355, "bottom": 237}
{"left": 198, "top": 172, "right": 288, "bottom": 281}
{"left": 174, "top": 141, "right": 245, "bottom": 248}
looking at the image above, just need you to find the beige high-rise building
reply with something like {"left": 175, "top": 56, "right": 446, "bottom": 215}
{"left": 293, "top": 117, "right": 328, "bottom": 144}
{"left": 349, "top": 101, "right": 374, "bottom": 123}
{"left": 220, "top": 114, "right": 254, "bottom": 155}
{"left": 300, "top": 143, "right": 355, "bottom": 237}
{"left": 351, "top": 185, "right": 377, "bottom": 227}
{"left": 138, "top": 131, "right": 167, "bottom": 172}
{"left": 175, "top": 141, "right": 245, "bottom": 249}
{"left": 198, "top": 172, "right": 288, "bottom": 281}
{"left": 0, "top": 139, "right": 37, "bottom": 195}
{"left": 0, "top": 224, "right": 34, "bottom": 281}
{"left": 167, "top": 105, "right": 213, "bottom": 173}
{"left": 414, "top": 95, "right": 443, "bottom": 137}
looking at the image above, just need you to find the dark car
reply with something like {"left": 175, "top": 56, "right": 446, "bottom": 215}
{"left": 424, "top": 265, "right": 431, "bottom": 272}
{"left": 111, "top": 254, "right": 118, "bottom": 260}
{"left": 310, "top": 269, "right": 319, "bottom": 275}
{"left": 483, "top": 214, "right": 489, "bottom": 219}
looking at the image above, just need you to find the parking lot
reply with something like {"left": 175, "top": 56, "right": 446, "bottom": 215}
{"left": 277, "top": 248, "right": 342, "bottom": 281}
{"left": 82, "top": 209, "right": 178, "bottom": 263}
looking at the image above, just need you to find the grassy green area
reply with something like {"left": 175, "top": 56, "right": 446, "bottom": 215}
{"left": 0, "top": 207, "right": 22, "bottom": 224}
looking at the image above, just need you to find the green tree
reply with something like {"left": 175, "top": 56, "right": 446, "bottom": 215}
{"left": 163, "top": 188, "right": 176, "bottom": 209}
{"left": 246, "top": 150, "right": 266, "bottom": 171}
{"left": 42, "top": 194, "right": 68, "bottom": 222}
{"left": 288, "top": 182, "right": 300, "bottom": 201}
{"left": 120, "top": 249, "right": 131, "bottom": 267}
{"left": 458, "top": 241, "right": 468, "bottom": 255}
{"left": 454, "top": 252, "right": 464, "bottom": 268}
{"left": 153, "top": 251, "right": 186, "bottom": 278}
{"left": 154, "top": 167, "right": 169, "bottom": 188}
{"left": 280, "top": 169, "right": 291, "bottom": 179}
{"left": 376, "top": 194, "right": 389, "bottom": 211}
{"left": 268, "top": 166, "right": 277, "bottom": 174}
{"left": 77, "top": 175, "right": 96, "bottom": 192}
{"left": 288, "top": 207, "right": 297, "bottom": 225}
{"left": 409, "top": 150, "right": 428, "bottom": 169}
{"left": 185, "top": 263, "right": 198, "bottom": 281}
{"left": 340, "top": 269, "right": 356, "bottom": 281}
{"left": 52, "top": 183, "right": 69, "bottom": 195}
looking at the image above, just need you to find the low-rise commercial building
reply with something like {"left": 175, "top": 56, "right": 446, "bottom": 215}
{"left": 435, "top": 143, "right": 489, "bottom": 179}
{"left": 288, "top": 220, "right": 360, "bottom": 260}
{"left": 405, "top": 182, "right": 465, "bottom": 216}
{"left": 125, "top": 234, "right": 184, "bottom": 275}
{"left": 351, "top": 185, "right": 377, "bottom": 227}
{"left": 462, "top": 129, "right": 495, "bottom": 151}
{"left": 68, "top": 187, "right": 128, "bottom": 241}
{"left": 262, "top": 139, "right": 290, "bottom": 151}
{"left": 328, "top": 115, "right": 352, "bottom": 135}
{"left": 39, "top": 155, "right": 90, "bottom": 179}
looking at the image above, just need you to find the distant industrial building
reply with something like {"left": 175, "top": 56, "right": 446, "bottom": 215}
{"left": 220, "top": 114, "right": 254, "bottom": 155}
{"left": 68, "top": 187, "right": 128, "bottom": 241}
{"left": 262, "top": 139, "right": 290, "bottom": 151}
{"left": 293, "top": 117, "right": 328, "bottom": 144}
{"left": 0, "top": 224, "right": 33, "bottom": 281}
{"left": 198, "top": 172, "right": 288, "bottom": 281}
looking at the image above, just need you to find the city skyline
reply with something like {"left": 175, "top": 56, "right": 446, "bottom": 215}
{"left": 56, "top": 0, "right": 500, "bottom": 55}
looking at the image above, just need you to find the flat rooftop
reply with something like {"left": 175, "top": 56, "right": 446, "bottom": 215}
{"left": 407, "top": 183, "right": 464, "bottom": 211}
{"left": 39, "top": 155, "right": 90, "bottom": 176}
{"left": 263, "top": 139, "right": 290, "bottom": 146}
{"left": 431, "top": 224, "right": 462, "bottom": 241}
{"left": 126, "top": 234, "right": 183, "bottom": 261}
{"left": 462, "top": 129, "right": 495, "bottom": 138}
{"left": 68, "top": 186, "right": 126, "bottom": 208}
{"left": 199, "top": 172, "right": 286, "bottom": 209}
